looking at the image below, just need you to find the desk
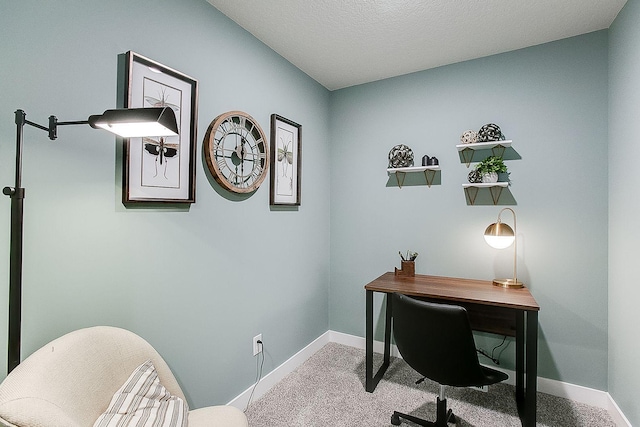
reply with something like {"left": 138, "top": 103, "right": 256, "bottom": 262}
{"left": 365, "top": 272, "right": 540, "bottom": 427}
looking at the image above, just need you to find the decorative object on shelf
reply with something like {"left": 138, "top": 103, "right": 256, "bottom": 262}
{"left": 460, "top": 130, "right": 478, "bottom": 144}
{"left": 467, "top": 170, "right": 482, "bottom": 183}
{"left": 395, "top": 250, "right": 418, "bottom": 277}
{"left": 203, "top": 111, "right": 269, "bottom": 194}
{"left": 477, "top": 123, "right": 505, "bottom": 142}
{"left": 122, "top": 51, "right": 198, "bottom": 204}
{"left": 422, "top": 155, "right": 439, "bottom": 166}
{"left": 484, "top": 208, "right": 524, "bottom": 288}
{"left": 270, "top": 114, "right": 301, "bottom": 206}
{"left": 473, "top": 155, "right": 508, "bottom": 183}
{"left": 482, "top": 172, "right": 498, "bottom": 183}
{"left": 388, "top": 144, "right": 414, "bottom": 168}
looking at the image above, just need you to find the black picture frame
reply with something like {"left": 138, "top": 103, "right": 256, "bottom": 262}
{"left": 122, "top": 51, "right": 198, "bottom": 204}
{"left": 270, "top": 114, "right": 302, "bottom": 206}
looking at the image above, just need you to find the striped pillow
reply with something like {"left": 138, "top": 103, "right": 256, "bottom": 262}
{"left": 93, "top": 360, "right": 188, "bottom": 427}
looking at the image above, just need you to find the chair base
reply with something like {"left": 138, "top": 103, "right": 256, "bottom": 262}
{"left": 391, "top": 397, "right": 455, "bottom": 426}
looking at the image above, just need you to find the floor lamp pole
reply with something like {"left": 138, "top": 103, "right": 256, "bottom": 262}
{"left": 4, "top": 110, "right": 27, "bottom": 373}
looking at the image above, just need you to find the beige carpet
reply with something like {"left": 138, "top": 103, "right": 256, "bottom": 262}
{"left": 245, "top": 343, "right": 615, "bottom": 426}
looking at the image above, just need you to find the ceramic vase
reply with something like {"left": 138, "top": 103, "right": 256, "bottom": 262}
{"left": 482, "top": 172, "right": 498, "bottom": 183}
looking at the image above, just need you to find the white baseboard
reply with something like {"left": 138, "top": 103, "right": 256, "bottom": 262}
{"left": 228, "top": 331, "right": 331, "bottom": 410}
{"left": 607, "top": 393, "right": 633, "bottom": 427}
{"left": 230, "top": 330, "right": 631, "bottom": 426}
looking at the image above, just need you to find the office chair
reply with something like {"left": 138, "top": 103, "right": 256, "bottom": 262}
{"left": 390, "top": 293, "right": 509, "bottom": 426}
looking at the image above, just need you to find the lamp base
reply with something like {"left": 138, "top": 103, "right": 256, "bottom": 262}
{"left": 492, "top": 278, "right": 524, "bottom": 288}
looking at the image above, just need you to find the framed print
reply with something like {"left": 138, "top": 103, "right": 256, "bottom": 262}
{"left": 270, "top": 114, "right": 301, "bottom": 206}
{"left": 123, "top": 51, "right": 198, "bottom": 203}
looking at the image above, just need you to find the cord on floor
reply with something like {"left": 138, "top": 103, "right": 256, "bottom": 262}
{"left": 245, "top": 340, "right": 264, "bottom": 412}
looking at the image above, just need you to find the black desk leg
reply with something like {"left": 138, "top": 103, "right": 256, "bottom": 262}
{"left": 365, "top": 291, "right": 391, "bottom": 393}
{"left": 366, "top": 290, "right": 374, "bottom": 392}
{"left": 515, "top": 310, "right": 538, "bottom": 427}
{"left": 384, "top": 294, "right": 392, "bottom": 365}
{"left": 515, "top": 311, "right": 524, "bottom": 403}
{"left": 524, "top": 311, "right": 538, "bottom": 427}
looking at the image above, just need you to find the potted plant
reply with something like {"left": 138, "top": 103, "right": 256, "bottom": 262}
{"left": 474, "top": 156, "right": 508, "bottom": 183}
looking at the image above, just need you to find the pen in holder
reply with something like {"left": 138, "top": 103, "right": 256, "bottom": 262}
{"left": 395, "top": 250, "right": 417, "bottom": 277}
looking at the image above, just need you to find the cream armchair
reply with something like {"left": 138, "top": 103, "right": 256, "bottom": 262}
{"left": 0, "top": 326, "right": 248, "bottom": 427}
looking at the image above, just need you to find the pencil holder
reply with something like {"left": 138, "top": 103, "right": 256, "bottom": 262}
{"left": 395, "top": 260, "right": 415, "bottom": 277}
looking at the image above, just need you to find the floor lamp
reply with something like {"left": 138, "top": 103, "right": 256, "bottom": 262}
{"left": 3, "top": 106, "right": 178, "bottom": 373}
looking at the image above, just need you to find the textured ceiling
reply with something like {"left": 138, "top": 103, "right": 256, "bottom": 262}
{"left": 208, "top": 0, "right": 627, "bottom": 91}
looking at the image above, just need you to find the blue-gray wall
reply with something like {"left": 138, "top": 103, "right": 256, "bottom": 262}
{"left": 2, "top": 1, "right": 639, "bottom": 424}
{"left": 0, "top": 0, "right": 330, "bottom": 408}
{"left": 329, "top": 31, "right": 609, "bottom": 391}
{"left": 609, "top": 0, "right": 640, "bottom": 424}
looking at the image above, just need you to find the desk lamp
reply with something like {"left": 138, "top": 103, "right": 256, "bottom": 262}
{"left": 483, "top": 207, "right": 524, "bottom": 288}
{"left": 3, "top": 106, "right": 178, "bottom": 373}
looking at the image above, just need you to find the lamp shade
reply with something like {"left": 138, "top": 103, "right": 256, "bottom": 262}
{"left": 484, "top": 222, "right": 515, "bottom": 249}
{"left": 88, "top": 107, "right": 178, "bottom": 138}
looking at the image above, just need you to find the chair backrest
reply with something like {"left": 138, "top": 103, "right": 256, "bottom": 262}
{"left": 392, "top": 293, "right": 491, "bottom": 387}
{"left": 0, "top": 326, "right": 186, "bottom": 427}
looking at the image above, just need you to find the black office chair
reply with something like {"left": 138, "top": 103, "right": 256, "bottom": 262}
{"left": 390, "top": 293, "right": 509, "bottom": 426}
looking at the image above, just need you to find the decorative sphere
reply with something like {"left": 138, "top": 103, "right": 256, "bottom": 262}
{"left": 460, "top": 130, "right": 478, "bottom": 144}
{"left": 477, "top": 123, "right": 505, "bottom": 142}
{"left": 388, "top": 144, "right": 414, "bottom": 168}
{"left": 467, "top": 170, "right": 482, "bottom": 183}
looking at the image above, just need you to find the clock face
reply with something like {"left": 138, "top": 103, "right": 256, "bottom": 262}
{"left": 203, "top": 111, "right": 269, "bottom": 193}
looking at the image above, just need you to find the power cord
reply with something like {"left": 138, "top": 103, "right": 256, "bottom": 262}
{"left": 245, "top": 340, "right": 264, "bottom": 412}
{"left": 476, "top": 335, "right": 508, "bottom": 365}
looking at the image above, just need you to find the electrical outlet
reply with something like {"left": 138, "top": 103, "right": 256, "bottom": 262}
{"left": 252, "top": 334, "right": 262, "bottom": 356}
{"left": 469, "top": 385, "right": 488, "bottom": 392}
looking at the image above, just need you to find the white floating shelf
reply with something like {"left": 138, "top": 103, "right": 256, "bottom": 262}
{"left": 387, "top": 165, "right": 440, "bottom": 174}
{"left": 462, "top": 182, "right": 509, "bottom": 188}
{"left": 387, "top": 165, "right": 440, "bottom": 188}
{"left": 462, "top": 182, "right": 509, "bottom": 205}
{"left": 456, "top": 140, "right": 512, "bottom": 151}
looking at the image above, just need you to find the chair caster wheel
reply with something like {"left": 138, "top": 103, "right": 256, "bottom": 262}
{"left": 391, "top": 412, "right": 401, "bottom": 425}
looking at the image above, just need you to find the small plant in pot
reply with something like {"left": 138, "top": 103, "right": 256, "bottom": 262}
{"left": 474, "top": 156, "right": 508, "bottom": 183}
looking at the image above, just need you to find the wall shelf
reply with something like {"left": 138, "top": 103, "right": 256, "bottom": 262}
{"left": 456, "top": 140, "right": 512, "bottom": 167}
{"left": 462, "top": 182, "right": 509, "bottom": 205}
{"left": 387, "top": 165, "right": 440, "bottom": 188}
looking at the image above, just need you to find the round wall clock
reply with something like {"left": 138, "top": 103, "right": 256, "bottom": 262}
{"left": 203, "top": 111, "right": 269, "bottom": 193}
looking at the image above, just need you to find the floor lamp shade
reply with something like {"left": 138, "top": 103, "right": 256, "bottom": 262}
{"left": 88, "top": 107, "right": 178, "bottom": 138}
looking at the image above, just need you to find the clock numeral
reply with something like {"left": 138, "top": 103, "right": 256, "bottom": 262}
{"left": 214, "top": 136, "right": 226, "bottom": 149}
{"left": 217, "top": 157, "right": 228, "bottom": 171}
{"left": 250, "top": 167, "right": 263, "bottom": 182}
{"left": 216, "top": 122, "right": 229, "bottom": 137}
{"left": 229, "top": 170, "right": 239, "bottom": 184}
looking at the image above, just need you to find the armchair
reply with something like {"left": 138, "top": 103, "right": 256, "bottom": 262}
{"left": 0, "top": 326, "right": 248, "bottom": 427}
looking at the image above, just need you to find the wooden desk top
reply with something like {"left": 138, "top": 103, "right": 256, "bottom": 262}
{"left": 365, "top": 272, "right": 540, "bottom": 311}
